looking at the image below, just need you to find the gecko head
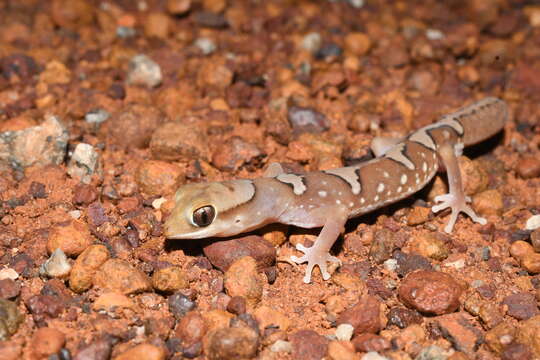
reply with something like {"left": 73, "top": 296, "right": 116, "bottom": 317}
{"left": 164, "top": 179, "right": 256, "bottom": 239}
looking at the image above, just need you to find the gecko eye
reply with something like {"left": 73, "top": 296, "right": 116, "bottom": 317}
{"left": 192, "top": 206, "right": 215, "bottom": 227}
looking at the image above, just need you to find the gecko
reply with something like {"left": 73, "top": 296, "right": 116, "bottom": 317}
{"left": 164, "top": 97, "right": 508, "bottom": 283}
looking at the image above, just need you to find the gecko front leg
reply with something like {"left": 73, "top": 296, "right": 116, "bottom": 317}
{"left": 291, "top": 207, "right": 348, "bottom": 283}
{"left": 432, "top": 142, "right": 487, "bottom": 233}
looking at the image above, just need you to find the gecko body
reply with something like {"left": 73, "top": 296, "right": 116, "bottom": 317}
{"left": 164, "top": 97, "right": 508, "bottom": 283}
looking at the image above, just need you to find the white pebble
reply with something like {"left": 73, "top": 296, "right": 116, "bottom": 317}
{"left": 383, "top": 259, "right": 397, "bottom": 272}
{"left": 301, "top": 32, "right": 322, "bottom": 53}
{"left": 270, "top": 340, "right": 292, "bottom": 353}
{"left": 152, "top": 197, "right": 167, "bottom": 210}
{"left": 39, "top": 249, "right": 72, "bottom": 278}
{"left": 362, "top": 352, "right": 389, "bottom": 360}
{"left": 426, "top": 28, "right": 445, "bottom": 40}
{"left": 525, "top": 214, "right": 540, "bottom": 230}
{"left": 68, "top": 210, "right": 82, "bottom": 219}
{"left": 335, "top": 323, "right": 354, "bottom": 341}
{"left": 194, "top": 37, "right": 217, "bottom": 55}
{"left": 127, "top": 54, "right": 162, "bottom": 88}
{"left": 0, "top": 267, "right": 19, "bottom": 281}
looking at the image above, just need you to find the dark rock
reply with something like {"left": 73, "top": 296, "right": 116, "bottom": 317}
{"left": 193, "top": 11, "right": 228, "bottom": 28}
{"left": 287, "top": 106, "right": 330, "bottom": 135}
{"left": 352, "top": 333, "right": 391, "bottom": 353}
{"left": 0, "top": 298, "right": 23, "bottom": 340}
{"left": 502, "top": 293, "right": 539, "bottom": 320}
{"left": 0, "top": 54, "right": 39, "bottom": 81}
{"left": 387, "top": 307, "right": 423, "bottom": 329}
{"left": 73, "top": 184, "right": 98, "bottom": 205}
{"left": 226, "top": 296, "right": 246, "bottom": 315}
{"left": 394, "top": 250, "right": 433, "bottom": 277}
{"left": 290, "top": 330, "right": 328, "bottom": 360}
{"left": 336, "top": 295, "right": 383, "bottom": 335}
{"left": 29, "top": 181, "right": 47, "bottom": 199}
{"left": 73, "top": 336, "right": 113, "bottom": 360}
{"left": 435, "top": 313, "right": 483, "bottom": 354}
{"left": 0, "top": 279, "right": 20, "bottom": 300}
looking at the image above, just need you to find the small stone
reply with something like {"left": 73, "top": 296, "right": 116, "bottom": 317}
{"left": 197, "top": 59, "right": 233, "bottom": 90}
{"left": 531, "top": 229, "right": 540, "bottom": 252}
{"left": 290, "top": 330, "right": 328, "bottom": 360}
{"left": 288, "top": 106, "right": 330, "bottom": 135}
{"left": 336, "top": 295, "right": 384, "bottom": 335}
{"left": 524, "top": 6, "right": 540, "bottom": 27}
{"left": 526, "top": 215, "right": 540, "bottom": 231}
{"left": 203, "top": 235, "right": 276, "bottom": 272}
{"left": 224, "top": 256, "right": 263, "bottom": 307}
{"left": 28, "top": 181, "right": 47, "bottom": 199}
{"left": 204, "top": 326, "right": 259, "bottom": 360}
{"left": 73, "top": 184, "right": 98, "bottom": 205}
{"left": 94, "top": 259, "right": 152, "bottom": 295}
{"left": 176, "top": 311, "right": 206, "bottom": 345}
{"left": 211, "top": 137, "right": 265, "bottom": 172}
{"left": 0, "top": 268, "right": 18, "bottom": 282}
{"left": 114, "top": 343, "right": 166, "bottom": 360}
{"left": 398, "top": 270, "right": 462, "bottom": 315}
{"left": 144, "top": 12, "right": 170, "bottom": 39}
{"left": 387, "top": 307, "right": 423, "bottom": 328}
{"left": 252, "top": 305, "right": 290, "bottom": 333}
{"left": 85, "top": 108, "right": 110, "bottom": 126}
{"left": 502, "top": 293, "right": 539, "bottom": 320}
{"left": 407, "top": 206, "right": 431, "bottom": 226}
{"left": 327, "top": 340, "right": 357, "bottom": 360}
{"left": 344, "top": 32, "right": 371, "bottom": 56}
{"left": 516, "top": 315, "right": 540, "bottom": 358}
{"left": 501, "top": 343, "right": 532, "bottom": 360}
{"left": 39, "top": 249, "right": 71, "bottom": 278}
{"left": 168, "top": 292, "right": 196, "bottom": 319}
{"left": 227, "top": 296, "right": 246, "bottom": 315}
{"left": 67, "top": 143, "right": 100, "bottom": 184}
{"left": 51, "top": 0, "right": 94, "bottom": 30}
{"left": 315, "top": 43, "right": 343, "bottom": 60}
{"left": 150, "top": 122, "right": 209, "bottom": 161}
{"left": 47, "top": 220, "right": 94, "bottom": 257}
{"left": 39, "top": 60, "right": 72, "bottom": 85}
{"left": 127, "top": 54, "right": 162, "bottom": 88}
{"left": 352, "top": 333, "right": 391, "bottom": 353}
{"left": 516, "top": 156, "right": 540, "bottom": 179}
{"left": 301, "top": 32, "right": 322, "bottom": 53}
{"left": 472, "top": 189, "right": 504, "bottom": 216}
{"left": 478, "top": 39, "right": 515, "bottom": 69}
{"left": 166, "top": 0, "right": 191, "bottom": 14}
{"left": 93, "top": 292, "right": 133, "bottom": 312}
{"left": 509, "top": 240, "right": 533, "bottom": 261}
{"left": 335, "top": 324, "right": 354, "bottom": 341}
{"left": 408, "top": 232, "right": 449, "bottom": 261}
{"left": 0, "top": 299, "right": 23, "bottom": 340}
{"left": 435, "top": 313, "right": 483, "bottom": 354}
{"left": 270, "top": 340, "right": 292, "bottom": 353}
{"left": 107, "top": 83, "right": 126, "bottom": 100}
{"left": 193, "top": 11, "right": 228, "bottom": 28}
{"left": 25, "top": 295, "right": 64, "bottom": 323}
{"left": 152, "top": 266, "right": 188, "bottom": 293}
{"left": 69, "top": 244, "right": 109, "bottom": 293}
{"left": 369, "top": 229, "right": 396, "bottom": 264}
{"left": 0, "top": 279, "right": 20, "bottom": 299}
{"left": 105, "top": 104, "right": 164, "bottom": 149}
{"left": 0, "top": 115, "right": 68, "bottom": 169}
{"left": 478, "top": 303, "right": 503, "bottom": 329}
{"left": 485, "top": 322, "right": 516, "bottom": 355}
{"left": 522, "top": 253, "right": 540, "bottom": 274}
{"left": 73, "top": 337, "right": 112, "bottom": 360}
{"left": 194, "top": 37, "right": 217, "bottom": 55}
{"left": 31, "top": 327, "right": 66, "bottom": 358}
{"left": 0, "top": 54, "right": 39, "bottom": 81}
{"left": 135, "top": 160, "right": 184, "bottom": 197}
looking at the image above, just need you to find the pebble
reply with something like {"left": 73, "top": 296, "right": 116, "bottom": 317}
{"left": 369, "top": 229, "right": 396, "bottom": 264}
{"left": 501, "top": 343, "right": 533, "bottom": 360}
{"left": 176, "top": 311, "right": 206, "bottom": 345}
{"left": 168, "top": 292, "right": 196, "bottom": 319}
{"left": 0, "top": 268, "right": 18, "bottom": 281}
{"left": 0, "top": 115, "right": 68, "bottom": 169}
{"left": 211, "top": 137, "right": 265, "bottom": 172}
{"left": 387, "top": 307, "right": 423, "bottom": 328}
{"left": 0, "top": 53, "right": 39, "bottom": 81}
{"left": 524, "top": 6, "right": 540, "bottom": 27}
{"left": 406, "top": 206, "right": 431, "bottom": 226}
{"left": 301, "top": 32, "right": 322, "bottom": 53}
{"left": 288, "top": 106, "right": 330, "bottom": 135}
{"left": 290, "top": 330, "right": 329, "bottom": 360}
{"left": 105, "top": 104, "right": 163, "bottom": 149}
{"left": 531, "top": 229, "right": 540, "bottom": 252}
{"left": 51, "top": 0, "right": 94, "bottom": 30}
{"left": 516, "top": 315, "right": 540, "bottom": 358}
{"left": 224, "top": 256, "right": 263, "bottom": 307}
{"left": 166, "top": 0, "right": 191, "bottom": 14}
{"left": 47, "top": 220, "right": 94, "bottom": 257}
{"left": 335, "top": 324, "right": 354, "bottom": 342}
{"left": 361, "top": 353, "right": 388, "bottom": 360}
{"left": 39, "top": 60, "right": 72, "bottom": 85}
{"left": 72, "top": 184, "right": 98, "bottom": 205}
{"left": 93, "top": 292, "right": 134, "bottom": 312}
{"left": 253, "top": 305, "right": 290, "bottom": 333}
{"left": 195, "top": 37, "right": 217, "bottom": 55}
{"left": 393, "top": 251, "right": 434, "bottom": 277}
{"left": 73, "top": 336, "right": 112, "bottom": 360}
{"left": 352, "top": 334, "right": 391, "bottom": 353}
{"left": 193, "top": 11, "right": 228, "bottom": 28}
{"left": 135, "top": 160, "right": 184, "bottom": 197}
{"left": 408, "top": 233, "right": 449, "bottom": 261}
{"left": 67, "top": 143, "right": 100, "bottom": 184}
{"left": 516, "top": 156, "right": 540, "bottom": 179}
{"left": 398, "top": 270, "right": 462, "bottom": 315}
{"left": 336, "top": 295, "right": 384, "bottom": 336}
{"left": 204, "top": 326, "right": 259, "bottom": 360}
{"left": 39, "top": 248, "right": 72, "bottom": 278}
{"left": 526, "top": 215, "right": 540, "bottom": 231}
{"left": 0, "top": 299, "right": 23, "bottom": 340}
{"left": 522, "top": 253, "right": 540, "bottom": 274}
{"left": 435, "top": 313, "right": 482, "bottom": 354}
{"left": 144, "top": 12, "right": 170, "bottom": 39}
{"left": 203, "top": 235, "right": 276, "bottom": 272}
{"left": 31, "top": 327, "right": 66, "bottom": 358}
{"left": 472, "top": 189, "right": 504, "bottom": 216}
{"left": 502, "top": 293, "right": 539, "bottom": 320}
{"left": 478, "top": 39, "right": 514, "bottom": 69}
{"left": 315, "top": 43, "right": 343, "bottom": 60}
{"left": 227, "top": 296, "right": 246, "bottom": 315}
{"left": 127, "top": 54, "right": 162, "bottom": 88}
{"left": 344, "top": 32, "right": 371, "bottom": 56}
{"left": 85, "top": 108, "right": 110, "bottom": 126}
{"left": 93, "top": 259, "right": 152, "bottom": 295}
{"left": 485, "top": 322, "right": 516, "bottom": 355}
{"left": 0, "top": 279, "right": 20, "bottom": 299}
{"left": 327, "top": 340, "right": 357, "bottom": 360}
{"left": 509, "top": 240, "right": 533, "bottom": 261}
{"left": 113, "top": 343, "right": 166, "bottom": 360}
{"left": 270, "top": 340, "right": 292, "bottom": 353}
{"left": 152, "top": 266, "right": 188, "bottom": 293}
{"left": 196, "top": 59, "right": 233, "bottom": 91}
{"left": 69, "top": 244, "right": 109, "bottom": 293}
{"left": 150, "top": 121, "right": 209, "bottom": 161}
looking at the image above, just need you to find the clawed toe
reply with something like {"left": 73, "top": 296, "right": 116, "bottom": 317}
{"left": 291, "top": 243, "right": 339, "bottom": 283}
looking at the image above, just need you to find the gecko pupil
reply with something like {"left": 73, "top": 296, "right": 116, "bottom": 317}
{"left": 193, "top": 206, "right": 215, "bottom": 227}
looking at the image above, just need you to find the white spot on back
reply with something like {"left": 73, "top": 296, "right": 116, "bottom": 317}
{"left": 397, "top": 186, "right": 403, "bottom": 193}
{"left": 377, "top": 183, "right": 385, "bottom": 193}
{"left": 374, "top": 195, "right": 379, "bottom": 202}
{"left": 422, "top": 162, "right": 427, "bottom": 172}
{"left": 336, "top": 200, "right": 342, "bottom": 205}
{"left": 360, "top": 198, "right": 365, "bottom": 204}
{"left": 400, "top": 174, "right": 407, "bottom": 185}
{"left": 349, "top": 202, "right": 354, "bottom": 207}
{"left": 277, "top": 174, "right": 306, "bottom": 195}
{"left": 383, "top": 171, "right": 390, "bottom": 178}
{"left": 318, "top": 190, "right": 327, "bottom": 198}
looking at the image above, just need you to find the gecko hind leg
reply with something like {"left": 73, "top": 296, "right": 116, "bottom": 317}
{"left": 432, "top": 143, "right": 487, "bottom": 233}
{"left": 264, "top": 162, "right": 285, "bottom": 178}
{"left": 291, "top": 208, "right": 347, "bottom": 283}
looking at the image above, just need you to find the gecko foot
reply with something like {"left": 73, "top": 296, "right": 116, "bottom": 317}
{"left": 291, "top": 243, "right": 341, "bottom": 283}
{"left": 432, "top": 193, "right": 486, "bottom": 233}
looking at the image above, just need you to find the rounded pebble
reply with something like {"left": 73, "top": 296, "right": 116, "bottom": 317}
{"left": 335, "top": 323, "right": 354, "bottom": 341}
{"left": 398, "top": 270, "right": 462, "bottom": 315}
{"left": 0, "top": 299, "right": 23, "bottom": 340}
{"left": 39, "top": 248, "right": 71, "bottom": 278}
{"left": 204, "top": 326, "right": 259, "bottom": 360}
{"left": 93, "top": 259, "right": 152, "bottom": 295}
{"left": 152, "top": 266, "right": 189, "bottom": 293}
{"left": 224, "top": 256, "right": 263, "bottom": 307}
{"left": 150, "top": 121, "right": 210, "bottom": 162}
{"left": 127, "top": 54, "right": 162, "bottom": 88}
{"left": 113, "top": 343, "right": 166, "bottom": 360}
{"left": 31, "top": 327, "right": 66, "bottom": 358}
{"left": 327, "top": 340, "right": 357, "bottom": 360}
{"left": 69, "top": 244, "right": 110, "bottom": 293}
{"left": 526, "top": 215, "right": 540, "bottom": 231}
{"left": 135, "top": 160, "right": 184, "bottom": 197}
{"left": 472, "top": 189, "right": 504, "bottom": 216}
{"left": 516, "top": 156, "right": 540, "bottom": 179}
{"left": 290, "top": 330, "right": 329, "bottom": 360}
{"left": 408, "top": 233, "right": 449, "bottom": 261}
{"left": 344, "top": 32, "right": 371, "bottom": 56}
{"left": 47, "top": 220, "right": 94, "bottom": 257}
{"left": 104, "top": 104, "right": 163, "bottom": 149}
{"left": 336, "top": 295, "right": 384, "bottom": 335}
{"left": 517, "top": 315, "right": 540, "bottom": 358}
